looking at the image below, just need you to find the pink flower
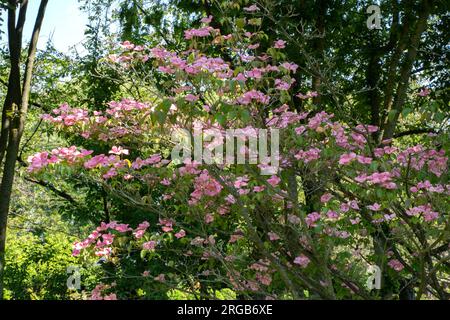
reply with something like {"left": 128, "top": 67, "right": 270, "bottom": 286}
{"left": 143, "top": 241, "right": 156, "bottom": 250}
{"left": 320, "top": 193, "right": 333, "bottom": 203}
{"left": 294, "top": 255, "right": 310, "bottom": 268}
{"left": 367, "top": 203, "right": 381, "bottom": 211}
{"left": 339, "top": 152, "right": 357, "bottom": 165}
{"left": 256, "top": 273, "right": 272, "bottom": 286}
{"left": 159, "top": 219, "right": 174, "bottom": 232}
{"left": 229, "top": 234, "right": 243, "bottom": 243}
{"left": 349, "top": 200, "right": 359, "bottom": 210}
{"left": 175, "top": 229, "right": 186, "bottom": 239}
{"left": 357, "top": 155, "right": 373, "bottom": 164}
{"left": 418, "top": 88, "right": 430, "bottom": 97}
{"left": 388, "top": 259, "right": 404, "bottom": 271}
{"left": 280, "top": 62, "right": 299, "bottom": 73}
{"left": 237, "top": 90, "right": 270, "bottom": 105}
{"left": 234, "top": 176, "right": 249, "bottom": 188}
{"left": 100, "top": 233, "right": 115, "bottom": 246}
{"left": 201, "top": 15, "right": 213, "bottom": 24}
{"left": 268, "top": 232, "right": 280, "bottom": 241}
{"left": 112, "top": 223, "right": 132, "bottom": 233}
{"left": 205, "top": 213, "right": 214, "bottom": 224}
{"left": 133, "top": 229, "right": 145, "bottom": 239}
{"left": 267, "top": 175, "right": 281, "bottom": 187}
{"left": 327, "top": 211, "right": 340, "bottom": 220}
{"left": 185, "top": 94, "right": 199, "bottom": 102}
{"left": 95, "top": 247, "right": 112, "bottom": 257}
{"left": 154, "top": 274, "right": 166, "bottom": 282}
{"left": 142, "top": 271, "right": 150, "bottom": 277}
{"left": 27, "top": 151, "right": 49, "bottom": 173}
{"left": 184, "top": 26, "right": 215, "bottom": 40}
{"left": 295, "top": 126, "right": 306, "bottom": 135}
{"left": 275, "top": 79, "right": 293, "bottom": 90}
{"left": 295, "top": 148, "right": 321, "bottom": 163}
{"left": 234, "top": 73, "right": 246, "bottom": 82}
{"left": 225, "top": 194, "right": 236, "bottom": 204}
{"left": 297, "top": 91, "right": 318, "bottom": 100}
{"left": 340, "top": 203, "right": 350, "bottom": 213}
{"left": 109, "top": 146, "right": 129, "bottom": 156}
{"left": 273, "top": 40, "right": 286, "bottom": 49}
{"left": 121, "top": 40, "right": 135, "bottom": 50}
{"left": 160, "top": 178, "right": 171, "bottom": 186}
{"left": 305, "top": 212, "right": 321, "bottom": 227}
{"left": 103, "top": 293, "right": 117, "bottom": 300}
{"left": 190, "top": 170, "right": 223, "bottom": 203}
{"left": 244, "top": 4, "right": 259, "bottom": 12}
{"left": 424, "top": 211, "right": 439, "bottom": 222}
{"left": 158, "top": 66, "right": 174, "bottom": 74}
{"left": 406, "top": 204, "right": 439, "bottom": 222}
{"left": 253, "top": 185, "right": 266, "bottom": 192}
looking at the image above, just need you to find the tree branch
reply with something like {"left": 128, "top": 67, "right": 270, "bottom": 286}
{"left": 394, "top": 128, "right": 437, "bottom": 138}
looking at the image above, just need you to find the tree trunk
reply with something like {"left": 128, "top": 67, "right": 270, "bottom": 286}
{"left": 0, "top": 0, "right": 48, "bottom": 300}
{"left": 382, "top": 0, "right": 432, "bottom": 140}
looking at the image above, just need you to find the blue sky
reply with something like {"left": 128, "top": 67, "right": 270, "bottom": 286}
{"left": 2, "top": 0, "right": 88, "bottom": 53}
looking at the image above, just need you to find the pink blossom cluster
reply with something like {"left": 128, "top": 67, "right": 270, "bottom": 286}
{"left": 90, "top": 284, "right": 117, "bottom": 300}
{"left": 159, "top": 218, "right": 175, "bottom": 233}
{"left": 106, "top": 99, "right": 152, "bottom": 117}
{"left": 397, "top": 145, "right": 447, "bottom": 177}
{"left": 237, "top": 90, "right": 270, "bottom": 105}
{"left": 273, "top": 40, "right": 286, "bottom": 49}
{"left": 331, "top": 123, "right": 352, "bottom": 149}
{"left": 42, "top": 103, "right": 89, "bottom": 126}
{"left": 178, "top": 160, "right": 202, "bottom": 176}
{"left": 296, "top": 91, "right": 318, "bottom": 100}
{"left": 275, "top": 78, "right": 295, "bottom": 91}
{"left": 131, "top": 154, "right": 163, "bottom": 170}
{"left": 406, "top": 204, "right": 439, "bottom": 222}
{"left": 373, "top": 146, "right": 398, "bottom": 157}
{"left": 354, "top": 172, "right": 397, "bottom": 189}
{"left": 410, "top": 180, "right": 449, "bottom": 194}
{"left": 388, "top": 259, "right": 404, "bottom": 271}
{"left": 307, "top": 111, "right": 334, "bottom": 130}
{"left": 267, "top": 111, "right": 308, "bottom": 128}
{"left": 243, "top": 4, "right": 260, "bottom": 12}
{"left": 150, "top": 46, "right": 175, "bottom": 60}
{"left": 157, "top": 54, "right": 232, "bottom": 78}
{"left": 189, "top": 170, "right": 223, "bottom": 205}
{"left": 355, "top": 124, "right": 379, "bottom": 134}
{"left": 280, "top": 62, "right": 299, "bottom": 73}
{"left": 418, "top": 88, "right": 430, "bottom": 97}
{"left": 184, "top": 26, "right": 218, "bottom": 39}
{"left": 293, "top": 255, "right": 311, "bottom": 268}
{"left": 339, "top": 152, "right": 372, "bottom": 165}
{"left": 73, "top": 221, "right": 134, "bottom": 257}
{"left": 295, "top": 148, "right": 321, "bottom": 163}
{"left": 28, "top": 147, "right": 93, "bottom": 173}
{"left": 305, "top": 212, "right": 321, "bottom": 228}
{"left": 108, "top": 41, "right": 149, "bottom": 67}
{"left": 133, "top": 221, "right": 150, "bottom": 239}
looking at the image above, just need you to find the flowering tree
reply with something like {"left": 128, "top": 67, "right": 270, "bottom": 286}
{"left": 28, "top": 8, "right": 449, "bottom": 300}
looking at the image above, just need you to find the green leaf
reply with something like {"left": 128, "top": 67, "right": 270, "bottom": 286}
{"left": 235, "top": 18, "right": 246, "bottom": 29}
